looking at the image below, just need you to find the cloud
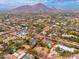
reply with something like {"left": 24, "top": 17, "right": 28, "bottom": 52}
{"left": 56, "top": 0, "right": 77, "bottom": 2}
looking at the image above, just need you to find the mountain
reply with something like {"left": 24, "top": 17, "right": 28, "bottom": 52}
{"left": 10, "top": 3, "right": 57, "bottom": 14}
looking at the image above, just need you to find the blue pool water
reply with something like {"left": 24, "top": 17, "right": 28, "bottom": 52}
{"left": 22, "top": 55, "right": 31, "bottom": 59}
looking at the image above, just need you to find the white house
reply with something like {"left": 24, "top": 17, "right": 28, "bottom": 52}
{"left": 56, "top": 44, "right": 75, "bottom": 53}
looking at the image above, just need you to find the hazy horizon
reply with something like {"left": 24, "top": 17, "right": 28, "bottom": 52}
{"left": 0, "top": 0, "right": 79, "bottom": 11}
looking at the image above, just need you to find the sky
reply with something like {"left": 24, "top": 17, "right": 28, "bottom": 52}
{"left": 0, "top": 0, "right": 79, "bottom": 11}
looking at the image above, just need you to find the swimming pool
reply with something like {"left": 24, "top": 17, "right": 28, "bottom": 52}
{"left": 22, "top": 55, "right": 31, "bottom": 59}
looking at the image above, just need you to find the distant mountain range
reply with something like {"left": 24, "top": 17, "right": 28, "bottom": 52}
{"left": 10, "top": 3, "right": 60, "bottom": 14}
{"left": 0, "top": 3, "right": 78, "bottom": 14}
